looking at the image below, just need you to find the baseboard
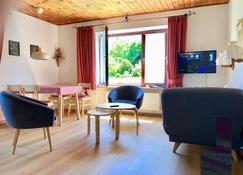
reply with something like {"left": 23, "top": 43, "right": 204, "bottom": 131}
{"left": 122, "top": 110, "right": 162, "bottom": 117}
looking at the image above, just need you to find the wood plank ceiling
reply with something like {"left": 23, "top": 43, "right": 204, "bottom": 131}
{"left": 16, "top": 0, "right": 229, "bottom": 25}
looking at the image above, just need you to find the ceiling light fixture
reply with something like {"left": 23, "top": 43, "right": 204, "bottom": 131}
{"left": 31, "top": 7, "right": 49, "bottom": 60}
{"left": 36, "top": 7, "right": 44, "bottom": 14}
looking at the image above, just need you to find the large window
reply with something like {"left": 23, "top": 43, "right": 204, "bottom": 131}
{"left": 109, "top": 35, "right": 142, "bottom": 84}
{"left": 145, "top": 33, "right": 166, "bottom": 84}
{"left": 96, "top": 26, "right": 167, "bottom": 86}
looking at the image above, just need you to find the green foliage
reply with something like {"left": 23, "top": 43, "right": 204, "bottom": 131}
{"left": 132, "top": 61, "right": 142, "bottom": 77}
{"left": 109, "top": 40, "right": 142, "bottom": 66}
{"left": 117, "top": 59, "right": 133, "bottom": 75}
{"left": 132, "top": 71, "right": 141, "bottom": 77}
{"left": 109, "top": 57, "right": 119, "bottom": 77}
{"left": 115, "top": 73, "right": 122, "bottom": 78}
{"left": 109, "top": 39, "right": 142, "bottom": 78}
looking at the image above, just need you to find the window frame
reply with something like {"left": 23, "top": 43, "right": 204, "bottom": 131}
{"left": 142, "top": 30, "right": 167, "bottom": 87}
{"left": 107, "top": 29, "right": 167, "bottom": 87}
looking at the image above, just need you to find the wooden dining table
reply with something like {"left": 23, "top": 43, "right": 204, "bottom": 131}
{"left": 39, "top": 85, "right": 85, "bottom": 126}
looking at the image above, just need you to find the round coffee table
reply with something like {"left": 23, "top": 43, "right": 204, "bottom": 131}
{"left": 87, "top": 109, "right": 114, "bottom": 144}
{"left": 96, "top": 103, "right": 138, "bottom": 140}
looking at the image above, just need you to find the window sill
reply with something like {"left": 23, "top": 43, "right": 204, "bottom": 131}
{"left": 107, "top": 85, "right": 163, "bottom": 93}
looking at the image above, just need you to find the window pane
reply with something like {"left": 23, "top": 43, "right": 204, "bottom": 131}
{"left": 108, "top": 35, "right": 142, "bottom": 84}
{"left": 145, "top": 33, "right": 166, "bottom": 84}
{"left": 96, "top": 31, "right": 107, "bottom": 86}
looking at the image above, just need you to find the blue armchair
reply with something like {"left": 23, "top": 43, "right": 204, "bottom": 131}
{"left": 108, "top": 85, "right": 144, "bottom": 127}
{"left": 0, "top": 91, "right": 55, "bottom": 154}
{"left": 161, "top": 88, "right": 243, "bottom": 156}
{"left": 108, "top": 85, "right": 144, "bottom": 109}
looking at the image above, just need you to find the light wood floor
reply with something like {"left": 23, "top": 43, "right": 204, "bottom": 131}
{"left": 0, "top": 114, "right": 243, "bottom": 175}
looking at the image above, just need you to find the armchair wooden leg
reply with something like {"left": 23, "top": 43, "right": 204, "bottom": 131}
{"left": 134, "top": 109, "right": 139, "bottom": 126}
{"left": 109, "top": 115, "right": 115, "bottom": 128}
{"left": 232, "top": 150, "right": 239, "bottom": 161}
{"left": 112, "top": 114, "right": 115, "bottom": 128}
{"left": 12, "top": 129, "right": 20, "bottom": 155}
{"left": 46, "top": 127, "right": 52, "bottom": 152}
{"left": 173, "top": 142, "right": 181, "bottom": 153}
{"left": 134, "top": 109, "right": 139, "bottom": 135}
{"left": 109, "top": 116, "right": 112, "bottom": 125}
{"left": 13, "top": 130, "right": 18, "bottom": 146}
{"left": 43, "top": 128, "right": 46, "bottom": 139}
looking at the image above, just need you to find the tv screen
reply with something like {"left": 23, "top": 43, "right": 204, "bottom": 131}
{"left": 178, "top": 50, "right": 217, "bottom": 74}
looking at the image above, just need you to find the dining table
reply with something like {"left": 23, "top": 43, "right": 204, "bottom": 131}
{"left": 39, "top": 85, "right": 85, "bottom": 126}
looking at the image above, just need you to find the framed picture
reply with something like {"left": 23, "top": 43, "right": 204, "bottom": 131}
{"left": 30, "top": 44, "right": 39, "bottom": 57}
{"left": 9, "top": 40, "right": 20, "bottom": 56}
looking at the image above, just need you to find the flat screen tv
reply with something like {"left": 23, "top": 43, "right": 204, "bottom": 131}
{"left": 178, "top": 50, "right": 217, "bottom": 74}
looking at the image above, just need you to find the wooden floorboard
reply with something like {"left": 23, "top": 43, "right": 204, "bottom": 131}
{"left": 0, "top": 114, "right": 243, "bottom": 175}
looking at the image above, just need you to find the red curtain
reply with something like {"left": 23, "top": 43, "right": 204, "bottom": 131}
{"left": 166, "top": 15, "right": 188, "bottom": 88}
{"left": 77, "top": 27, "right": 96, "bottom": 90}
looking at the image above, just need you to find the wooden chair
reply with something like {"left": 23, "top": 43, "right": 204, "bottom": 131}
{"left": 48, "top": 82, "right": 74, "bottom": 115}
{"left": 49, "top": 94, "right": 71, "bottom": 116}
{"left": 21, "top": 85, "right": 54, "bottom": 107}
{"left": 21, "top": 85, "right": 39, "bottom": 99}
{"left": 67, "top": 83, "right": 92, "bottom": 117}
{"left": 7, "top": 85, "right": 24, "bottom": 95}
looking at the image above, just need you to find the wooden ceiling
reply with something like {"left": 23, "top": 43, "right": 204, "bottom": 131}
{"left": 16, "top": 0, "right": 229, "bottom": 25}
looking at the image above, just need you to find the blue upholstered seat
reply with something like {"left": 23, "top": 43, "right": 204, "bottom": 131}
{"left": 161, "top": 88, "right": 243, "bottom": 150}
{"left": 0, "top": 91, "right": 55, "bottom": 154}
{"left": 108, "top": 85, "right": 144, "bottom": 109}
{"left": 0, "top": 91, "right": 54, "bottom": 129}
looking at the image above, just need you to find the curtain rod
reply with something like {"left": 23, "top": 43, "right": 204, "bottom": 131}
{"left": 72, "top": 11, "right": 196, "bottom": 29}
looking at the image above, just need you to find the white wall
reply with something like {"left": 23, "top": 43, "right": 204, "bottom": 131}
{"left": 183, "top": 5, "right": 228, "bottom": 87}
{"left": 228, "top": 0, "right": 243, "bottom": 89}
{"left": 0, "top": 5, "right": 229, "bottom": 115}
{"left": 228, "top": 0, "right": 243, "bottom": 41}
{"left": 0, "top": 11, "right": 58, "bottom": 90}
{"left": 58, "top": 4, "right": 229, "bottom": 88}
{"left": 58, "top": 25, "right": 77, "bottom": 83}
{"left": 57, "top": 4, "right": 229, "bottom": 113}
